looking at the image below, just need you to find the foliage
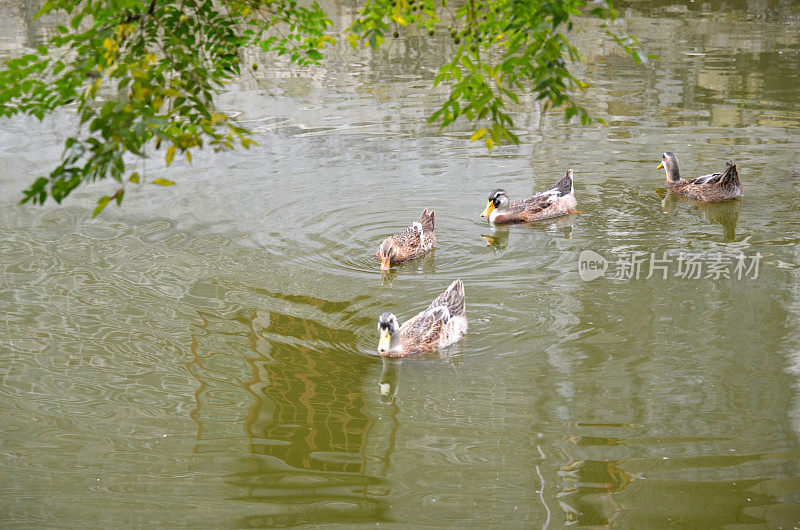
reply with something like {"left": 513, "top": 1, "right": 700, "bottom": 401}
{"left": 0, "top": 0, "right": 646, "bottom": 213}
{"left": 0, "top": 0, "right": 333, "bottom": 214}
{"left": 349, "top": 0, "right": 648, "bottom": 149}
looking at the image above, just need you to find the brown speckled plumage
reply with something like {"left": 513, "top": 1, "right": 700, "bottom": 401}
{"left": 378, "top": 279, "right": 467, "bottom": 358}
{"left": 659, "top": 152, "right": 742, "bottom": 202}
{"left": 376, "top": 209, "right": 436, "bottom": 270}
{"left": 482, "top": 169, "right": 578, "bottom": 223}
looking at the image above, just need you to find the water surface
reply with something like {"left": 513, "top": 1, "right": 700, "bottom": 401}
{"left": 2, "top": 0, "right": 800, "bottom": 527}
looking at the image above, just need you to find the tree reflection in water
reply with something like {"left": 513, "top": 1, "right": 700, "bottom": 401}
{"left": 186, "top": 297, "right": 393, "bottom": 525}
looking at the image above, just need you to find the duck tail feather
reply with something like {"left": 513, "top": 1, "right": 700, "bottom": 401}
{"left": 427, "top": 279, "right": 465, "bottom": 316}
{"left": 719, "top": 162, "right": 740, "bottom": 187}
{"left": 418, "top": 208, "right": 436, "bottom": 231}
{"left": 553, "top": 169, "right": 574, "bottom": 197}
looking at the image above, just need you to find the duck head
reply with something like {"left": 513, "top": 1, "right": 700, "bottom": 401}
{"left": 377, "top": 240, "right": 398, "bottom": 271}
{"left": 481, "top": 189, "right": 509, "bottom": 219}
{"left": 377, "top": 312, "right": 400, "bottom": 354}
{"left": 657, "top": 152, "right": 681, "bottom": 182}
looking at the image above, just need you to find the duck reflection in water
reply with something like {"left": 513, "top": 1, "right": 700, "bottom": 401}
{"left": 380, "top": 249, "right": 437, "bottom": 287}
{"left": 481, "top": 214, "right": 576, "bottom": 249}
{"left": 481, "top": 225, "right": 510, "bottom": 250}
{"left": 657, "top": 188, "right": 741, "bottom": 242}
{"left": 378, "top": 358, "right": 401, "bottom": 404}
{"left": 377, "top": 347, "right": 464, "bottom": 405}
{"left": 556, "top": 434, "right": 635, "bottom": 527}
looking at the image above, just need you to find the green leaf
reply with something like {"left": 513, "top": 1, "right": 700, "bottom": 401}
{"left": 165, "top": 145, "right": 176, "bottom": 166}
{"left": 92, "top": 195, "right": 111, "bottom": 217}
{"left": 470, "top": 128, "right": 487, "bottom": 141}
{"left": 152, "top": 178, "right": 175, "bottom": 186}
{"left": 129, "top": 172, "right": 140, "bottom": 184}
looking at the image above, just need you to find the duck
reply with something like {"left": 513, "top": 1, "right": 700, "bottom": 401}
{"left": 481, "top": 169, "right": 577, "bottom": 223}
{"left": 657, "top": 152, "right": 742, "bottom": 201}
{"left": 377, "top": 279, "right": 467, "bottom": 358}
{"left": 376, "top": 209, "right": 436, "bottom": 271}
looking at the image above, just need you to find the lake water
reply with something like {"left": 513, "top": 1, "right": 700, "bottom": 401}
{"left": 2, "top": 0, "right": 800, "bottom": 527}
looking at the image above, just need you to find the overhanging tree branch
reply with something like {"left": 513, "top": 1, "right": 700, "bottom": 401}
{"left": 0, "top": 0, "right": 649, "bottom": 213}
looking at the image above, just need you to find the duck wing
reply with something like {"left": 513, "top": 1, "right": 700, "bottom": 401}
{"left": 392, "top": 224, "right": 423, "bottom": 249}
{"left": 399, "top": 306, "right": 449, "bottom": 352}
{"left": 689, "top": 171, "right": 723, "bottom": 186}
{"left": 691, "top": 162, "right": 734, "bottom": 186}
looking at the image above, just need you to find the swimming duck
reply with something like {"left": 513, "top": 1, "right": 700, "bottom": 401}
{"left": 657, "top": 152, "right": 742, "bottom": 201}
{"left": 377, "top": 279, "right": 467, "bottom": 358}
{"left": 376, "top": 209, "right": 436, "bottom": 271}
{"left": 481, "top": 169, "right": 577, "bottom": 223}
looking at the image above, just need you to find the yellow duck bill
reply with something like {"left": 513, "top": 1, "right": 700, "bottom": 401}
{"left": 378, "top": 328, "right": 392, "bottom": 352}
{"left": 481, "top": 200, "right": 495, "bottom": 218}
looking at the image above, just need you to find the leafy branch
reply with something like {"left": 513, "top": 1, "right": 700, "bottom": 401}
{"left": 0, "top": 0, "right": 649, "bottom": 213}
{"left": 0, "top": 0, "right": 334, "bottom": 214}
{"left": 348, "top": 0, "right": 651, "bottom": 150}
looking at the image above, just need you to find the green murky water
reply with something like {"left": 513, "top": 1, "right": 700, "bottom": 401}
{"left": 2, "top": 0, "right": 800, "bottom": 527}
